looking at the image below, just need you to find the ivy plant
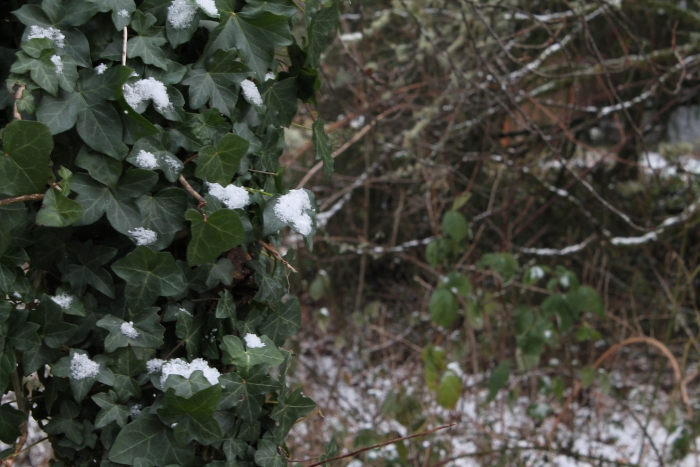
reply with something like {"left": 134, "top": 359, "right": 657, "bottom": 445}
{"left": 0, "top": 0, "right": 338, "bottom": 466}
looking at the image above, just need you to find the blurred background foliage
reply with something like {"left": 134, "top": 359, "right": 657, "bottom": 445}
{"left": 280, "top": 0, "right": 700, "bottom": 466}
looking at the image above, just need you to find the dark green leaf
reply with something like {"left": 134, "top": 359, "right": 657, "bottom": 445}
{"left": 254, "top": 439, "right": 286, "bottom": 467}
{"left": 429, "top": 289, "right": 458, "bottom": 328}
{"left": 92, "top": 391, "right": 129, "bottom": 428}
{"left": 259, "top": 298, "right": 300, "bottom": 346}
{"left": 487, "top": 360, "right": 511, "bottom": 402}
{"left": 221, "top": 334, "right": 284, "bottom": 369}
{"left": 0, "top": 120, "right": 53, "bottom": 196}
{"left": 0, "top": 404, "right": 27, "bottom": 444}
{"left": 312, "top": 118, "right": 332, "bottom": 178}
{"left": 305, "top": 0, "right": 339, "bottom": 68}
{"left": 185, "top": 209, "right": 245, "bottom": 266}
{"left": 436, "top": 371, "right": 462, "bottom": 409}
{"left": 35, "top": 188, "right": 84, "bottom": 227}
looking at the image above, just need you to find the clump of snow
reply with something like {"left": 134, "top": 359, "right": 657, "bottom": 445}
{"left": 320, "top": 307, "right": 330, "bottom": 317}
{"left": 178, "top": 307, "right": 193, "bottom": 317}
{"left": 195, "top": 0, "right": 219, "bottom": 17}
{"left": 50, "top": 55, "right": 63, "bottom": 75}
{"left": 350, "top": 115, "right": 366, "bottom": 129}
{"left": 27, "top": 25, "right": 65, "bottom": 48}
{"left": 123, "top": 78, "right": 172, "bottom": 112}
{"left": 129, "top": 405, "right": 141, "bottom": 417}
{"left": 51, "top": 293, "right": 73, "bottom": 309}
{"left": 120, "top": 321, "right": 139, "bottom": 339}
{"left": 135, "top": 150, "right": 158, "bottom": 169}
{"left": 264, "top": 72, "right": 275, "bottom": 82}
{"left": 340, "top": 32, "right": 363, "bottom": 42}
{"left": 450, "top": 287, "right": 458, "bottom": 295}
{"left": 164, "top": 155, "right": 181, "bottom": 171}
{"left": 70, "top": 353, "right": 100, "bottom": 380}
{"left": 94, "top": 63, "right": 108, "bottom": 75}
{"left": 559, "top": 275, "right": 570, "bottom": 288}
{"left": 118, "top": 9, "right": 130, "bottom": 18}
{"left": 160, "top": 358, "right": 220, "bottom": 385}
{"left": 529, "top": 266, "right": 545, "bottom": 280}
{"left": 244, "top": 333, "right": 265, "bottom": 349}
{"left": 206, "top": 182, "right": 250, "bottom": 209}
{"left": 128, "top": 227, "right": 158, "bottom": 246}
{"left": 146, "top": 358, "right": 165, "bottom": 374}
{"left": 167, "top": 0, "right": 197, "bottom": 29}
{"left": 240, "top": 79, "right": 263, "bottom": 106}
{"left": 274, "top": 189, "right": 313, "bottom": 236}
{"left": 446, "top": 362, "right": 464, "bottom": 377}
{"left": 544, "top": 329, "right": 553, "bottom": 339}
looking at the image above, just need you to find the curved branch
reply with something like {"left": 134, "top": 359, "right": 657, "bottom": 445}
{"left": 0, "top": 194, "right": 44, "bottom": 207}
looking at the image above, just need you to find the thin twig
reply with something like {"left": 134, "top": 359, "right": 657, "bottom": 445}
{"left": 295, "top": 106, "right": 404, "bottom": 188}
{"left": 258, "top": 240, "right": 297, "bottom": 273}
{"left": 122, "top": 27, "right": 127, "bottom": 66}
{"left": 548, "top": 336, "right": 692, "bottom": 442}
{"left": 300, "top": 424, "right": 455, "bottom": 466}
{"left": 0, "top": 194, "right": 44, "bottom": 207}
{"left": 178, "top": 175, "right": 207, "bottom": 205}
{"left": 12, "top": 85, "right": 25, "bottom": 120}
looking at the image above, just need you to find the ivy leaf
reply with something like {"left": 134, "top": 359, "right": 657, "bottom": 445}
{"left": 305, "top": 0, "right": 339, "bottom": 69}
{"left": 243, "top": 0, "right": 299, "bottom": 16}
{"left": 127, "top": 132, "right": 184, "bottom": 182}
{"left": 108, "top": 414, "right": 195, "bottom": 466}
{"left": 249, "top": 255, "right": 287, "bottom": 303}
{"left": 62, "top": 240, "right": 117, "bottom": 297}
{"left": 185, "top": 209, "right": 245, "bottom": 266}
{"left": 75, "top": 146, "right": 123, "bottom": 188}
{"left": 51, "top": 350, "right": 115, "bottom": 402}
{"left": 165, "top": 9, "right": 204, "bottom": 47}
{"left": 260, "top": 298, "right": 300, "bottom": 346}
{"left": 441, "top": 211, "right": 468, "bottom": 243}
{"left": 28, "top": 295, "right": 78, "bottom": 349}
{"left": 96, "top": 311, "right": 165, "bottom": 352}
{"left": 221, "top": 334, "right": 284, "bottom": 369}
{"left": 111, "top": 246, "right": 186, "bottom": 308}
{"left": 261, "top": 78, "right": 298, "bottom": 128}
{"left": 172, "top": 109, "right": 230, "bottom": 151}
{"left": 0, "top": 120, "right": 53, "bottom": 196}
{"left": 127, "top": 11, "right": 168, "bottom": 69}
{"left": 87, "top": 0, "right": 137, "bottom": 30}
{"left": 312, "top": 118, "right": 332, "bottom": 178}
{"left": 35, "top": 188, "right": 84, "bottom": 227}
{"left": 269, "top": 387, "right": 315, "bottom": 442}
{"left": 136, "top": 187, "right": 188, "bottom": 250}
{"left": 92, "top": 390, "right": 129, "bottom": 428}
{"left": 202, "top": 3, "right": 293, "bottom": 79}
{"left": 162, "top": 371, "right": 212, "bottom": 399}
{"left": 158, "top": 385, "right": 223, "bottom": 446}
{"left": 195, "top": 133, "right": 250, "bottom": 185}
{"left": 6, "top": 310, "right": 41, "bottom": 352}
{"left": 183, "top": 50, "right": 252, "bottom": 117}
{"left": 0, "top": 403, "right": 27, "bottom": 444}
{"left": 254, "top": 439, "right": 286, "bottom": 467}
{"left": 174, "top": 311, "right": 207, "bottom": 360}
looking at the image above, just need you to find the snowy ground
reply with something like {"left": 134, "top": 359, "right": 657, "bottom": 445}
{"left": 287, "top": 335, "right": 700, "bottom": 467}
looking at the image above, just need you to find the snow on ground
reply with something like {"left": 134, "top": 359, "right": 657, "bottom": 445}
{"left": 288, "top": 334, "right": 700, "bottom": 467}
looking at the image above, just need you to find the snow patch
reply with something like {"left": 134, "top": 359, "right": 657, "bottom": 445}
{"left": 27, "top": 25, "right": 65, "bottom": 48}
{"left": 123, "top": 78, "right": 172, "bottom": 112}
{"left": 135, "top": 150, "right": 158, "bottom": 169}
{"left": 265, "top": 72, "right": 275, "bottom": 81}
{"left": 340, "top": 32, "right": 363, "bottom": 42}
{"left": 129, "top": 405, "right": 141, "bottom": 417}
{"left": 240, "top": 79, "right": 263, "bottom": 106}
{"left": 120, "top": 321, "right": 139, "bottom": 339}
{"left": 94, "top": 63, "right": 108, "bottom": 75}
{"left": 117, "top": 9, "right": 130, "bottom": 18}
{"left": 146, "top": 358, "right": 165, "bottom": 374}
{"left": 70, "top": 353, "right": 100, "bottom": 380}
{"left": 51, "top": 293, "right": 73, "bottom": 309}
{"left": 128, "top": 227, "right": 157, "bottom": 246}
{"left": 160, "top": 358, "right": 221, "bottom": 385}
{"left": 167, "top": 0, "right": 197, "bottom": 29}
{"left": 350, "top": 115, "right": 366, "bottom": 129}
{"left": 244, "top": 333, "right": 265, "bottom": 349}
{"left": 195, "top": 0, "right": 219, "bottom": 17}
{"left": 274, "top": 189, "right": 313, "bottom": 236}
{"left": 50, "top": 55, "right": 63, "bottom": 75}
{"left": 206, "top": 182, "right": 250, "bottom": 209}
{"left": 529, "top": 266, "right": 545, "bottom": 280}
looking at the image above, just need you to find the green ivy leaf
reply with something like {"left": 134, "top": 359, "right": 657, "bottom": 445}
{"left": 0, "top": 403, "right": 27, "bottom": 444}
{"left": 185, "top": 209, "right": 245, "bottom": 266}
{"left": 35, "top": 188, "right": 84, "bottom": 227}
{"left": 441, "top": 211, "right": 469, "bottom": 243}
{"left": 92, "top": 390, "right": 129, "bottom": 428}
{"left": 305, "top": 0, "right": 339, "bottom": 69}
{"left": 62, "top": 240, "right": 117, "bottom": 298}
{"left": 183, "top": 50, "right": 252, "bottom": 117}
{"left": 127, "top": 11, "right": 168, "bottom": 69}
{"left": 221, "top": 334, "right": 284, "bottom": 369}
{"left": 312, "top": 118, "right": 333, "bottom": 178}
{"left": 269, "top": 387, "right": 315, "bottom": 442}
{"left": 96, "top": 311, "right": 165, "bottom": 352}
{"left": 479, "top": 253, "right": 519, "bottom": 282}
{"left": 111, "top": 246, "right": 186, "bottom": 308}
{"left": 0, "top": 120, "right": 53, "bottom": 196}
{"left": 108, "top": 414, "right": 195, "bottom": 466}
{"left": 195, "top": 133, "right": 250, "bottom": 185}
{"left": 203, "top": 4, "right": 293, "bottom": 80}
{"left": 244, "top": 0, "right": 298, "bottom": 16}
{"left": 254, "top": 439, "right": 286, "bottom": 467}
{"left": 261, "top": 78, "right": 298, "bottom": 128}
{"left": 158, "top": 384, "right": 223, "bottom": 446}
{"left": 28, "top": 295, "right": 78, "bottom": 349}
{"left": 127, "top": 132, "right": 183, "bottom": 183}
{"left": 259, "top": 297, "right": 300, "bottom": 346}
